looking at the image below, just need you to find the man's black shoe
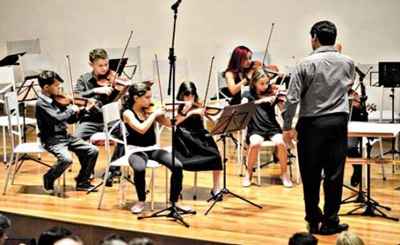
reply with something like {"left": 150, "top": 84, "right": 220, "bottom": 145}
{"left": 319, "top": 223, "right": 349, "bottom": 235}
{"left": 76, "top": 182, "right": 96, "bottom": 192}
{"left": 307, "top": 223, "right": 320, "bottom": 234}
{"left": 43, "top": 175, "right": 55, "bottom": 194}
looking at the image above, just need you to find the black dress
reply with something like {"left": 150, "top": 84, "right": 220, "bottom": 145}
{"left": 229, "top": 73, "right": 243, "bottom": 105}
{"left": 244, "top": 91, "right": 282, "bottom": 143}
{"left": 125, "top": 111, "right": 156, "bottom": 147}
{"left": 174, "top": 114, "right": 223, "bottom": 171}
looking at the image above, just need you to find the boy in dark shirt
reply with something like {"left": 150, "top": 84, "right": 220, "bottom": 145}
{"left": 36, "top": 70, "right": 98, "bottom": 194}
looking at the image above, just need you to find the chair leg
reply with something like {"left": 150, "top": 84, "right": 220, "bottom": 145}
{"left": 119, "top": 167, "right": 127, "bottom": 208}
{"left": 57, "top": 175, "right": 61, "bottom": 196}
{"left": 151, "top": 168, "right": 155, "bottom": 211}
{"left": 240, "top": 144, "right": 245, "bottom": 177}
{"left": 11, "top": 153, "right": 20, "bottom": 185}
{"left": 36, "top": 125, "right": 42, "bottom": 160}
{"left": 257, "top": 152, "right": 261, "bottom": 186}
{"left": 381, "top": 165, "right": 386, "bottom": 181}
{"left": 379, "top": 138, "right": 386, "bottom": 180}
{"left": 62, "top": 172, "right": 66, "bottom": 197}
{"left": 2, "top": 126, "right": 6, "bottom": 163}
{"left": 193, "top": 172, "right": 198, "bottom": 200}
{"left": 98, "top": 165, "right": 111, "bottom": 209}
{"left": 2, "top": 151, "right": 15, "bottom": 195}
{"left": 237, "top": 132, "right": 242, "bottom": 176}
{"left": 165, "top": 167, "right": 169, "bottom": 207}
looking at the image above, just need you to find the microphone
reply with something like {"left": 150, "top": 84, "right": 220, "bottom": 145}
{"left": 171, "top": 0, "right": 182, "bottom": 11}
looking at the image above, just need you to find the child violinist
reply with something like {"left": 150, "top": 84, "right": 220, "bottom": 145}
{"left": 123, "top": 82, "right": 190, "bottom": 214}
{"left": 174, "top": 81, "right": 223, "bottom": 200}
{"left": 242, "top": 71, "right": 293, "bottom": 188}
{"left": 35, "top": 70, "right": 99, "bottom": 194}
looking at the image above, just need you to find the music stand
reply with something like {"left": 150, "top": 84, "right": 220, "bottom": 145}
{"left": 205, "top": 102, "right": 262, "bottom": 215}
{"left": 0, "top": 52, "right": 26, "bottom": 67}
{"left": 109, "top": 58, "right": 128, "bottom": 76}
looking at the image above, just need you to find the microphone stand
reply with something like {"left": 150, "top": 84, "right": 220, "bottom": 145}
{"left": 138, "top": 0, "right": 196, "bottom": 228}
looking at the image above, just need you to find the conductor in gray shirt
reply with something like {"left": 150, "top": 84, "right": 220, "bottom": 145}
{"left": 282, "top": 20, "right": 355, "bottom": 235}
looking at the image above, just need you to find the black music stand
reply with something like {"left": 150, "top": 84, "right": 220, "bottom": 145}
{"left": 205, "top": 102, "right": 263, "bottom": 215}
{"left": 16, "top": 77, "right": 41, "bottom": 142}
{"left": 341, "top": 140, "right": 399, "bottom": 221}
{"left": 109, "top": 58, "right": 128, "bottom": 76}
{"left": 0, "top": 52, "right": 26, "bottom": 67}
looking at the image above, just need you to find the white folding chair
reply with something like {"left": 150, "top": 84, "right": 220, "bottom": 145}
{"left": 97, "top": 102, "right": 166, "bottom": 210}
{"left": 2, "top": 92, "right": 49, "bottom": 195}
{"left": 239, "top": 97, "right": 298, "bottom": 186}
{"left": 0, "top": 67, "right": 37, "bottom": 163}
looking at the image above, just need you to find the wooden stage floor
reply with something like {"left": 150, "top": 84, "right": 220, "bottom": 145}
{"left": 0, "top": 135, "right": 399, "bottom": 244}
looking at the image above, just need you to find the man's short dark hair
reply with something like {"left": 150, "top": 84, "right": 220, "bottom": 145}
{"left": 310, "top": 20, "right": 337, "bottom": 46}
{"left": 89, "top": 48, "right": 108, "bottom": 63}
{"left": 289, "top": 232, "right": 318, "bottom": 245}
{"left": 37, "top": 226, "right": 72, "bottom": 245}
{"left": 0, "top": 213, "right": 11, "bottom": 237}
{"left": 38, "top": 70, "right": 64, "bottom": 88}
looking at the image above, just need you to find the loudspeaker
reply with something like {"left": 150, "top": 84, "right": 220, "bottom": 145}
{"left": 379, "top": 62, "right": 400, "bottom": 87}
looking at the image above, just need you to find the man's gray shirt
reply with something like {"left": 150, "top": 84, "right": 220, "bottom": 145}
{"left": 282, "top": 45, "right": 355, "bottom": 130}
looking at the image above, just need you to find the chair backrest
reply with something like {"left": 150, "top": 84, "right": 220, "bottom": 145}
{"left": 5, "top": 91, "right": 22, "bottom": 146}
{"left": 0, "top": 67, "right": 16, "bottom": 104}
{"left": 0, "top": 67, "right": 16, "bottom": 86}
{"left": 102, "top": 101, "right": 122, "bottom": 125}
{"left": 101, "top": 101, "right": 128, "bottom": 162}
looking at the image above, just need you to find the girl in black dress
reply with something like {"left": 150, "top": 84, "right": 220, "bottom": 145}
{"left": 224, "top": 46, "right": 280, "bottom": 105}
{"left": 243, "top": 76, "right": 293, "bottom": 188}
{"left": 224, "top": 46, "right": 253, "bottom": 105}
{"left": 123, "top": 82, "right": 187, "bottom": 214}
{"left": 174, "top": 82, "right": 223, "bottom": 199}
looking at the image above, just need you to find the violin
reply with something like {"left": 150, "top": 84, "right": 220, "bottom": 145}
{"left": 96, "top": 70, "right": 131, "bottom": 90}
{"left": 176, "top": 100, "right": 223, "bottom": 117}
{"left": 144, "top": 101, "right": 188, "bottom": 115}
{"left": 53, "top": 94, "right": 99, "bottom": 110}
{"left": 64, "top": 55, "right": 102, "bottom": 111}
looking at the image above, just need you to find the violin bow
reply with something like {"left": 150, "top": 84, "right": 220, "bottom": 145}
{"left": 113, "top": 30, "right": 134, "bottom": 102}
{"left": 203, "top": 56, "right": 215, "bottom": 107}
{"left": 262, "top": 22, "right": 275, "bottom": 66}
{"left": 65, "top": 55, "right": 76, "bottom": 106}
{"left": 154, "top": 54, "right": 164, "bottom": 105}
